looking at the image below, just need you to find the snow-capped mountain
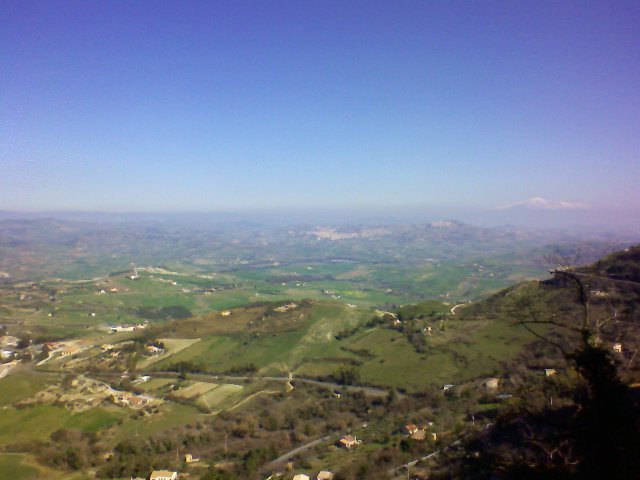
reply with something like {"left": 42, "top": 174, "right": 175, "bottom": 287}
{"left": 496, "top": 197, "right": 588, "bottom": 210}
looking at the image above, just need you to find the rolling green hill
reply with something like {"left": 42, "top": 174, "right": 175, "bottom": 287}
{"left": 0, "top": 239, "right": 638, "bottom": 480}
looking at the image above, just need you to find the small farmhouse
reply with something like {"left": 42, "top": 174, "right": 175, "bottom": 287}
{"left": 484, "top": 378, "right": 499, "bottom": 390}
{"left": 317, "top": 472, "right": 334, "bottom": 480}
{"left": 146, "top": 345, "right": 163, "bottom": 354}
{"left": 184, "top": 453, "right": 199, "bottom": 463}
{"left": 60, "top": 347, "right": 79, "bottom": 357}
{"left": 338, "top": 435, "right": 360, "bottom": 449}
{"left": 405, "top": 424, "right": 419, "bottom": 435}
{"left": 149, "top": 470, "right": 177, "bottom": 480}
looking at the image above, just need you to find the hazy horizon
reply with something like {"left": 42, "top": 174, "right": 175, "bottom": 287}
{"left": 1, "top": 201, "right": 639, "bottom": 233}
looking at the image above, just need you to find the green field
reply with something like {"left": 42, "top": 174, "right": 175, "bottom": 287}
{"left": 141, "top": 295, "right": 535, "bottom": 392}
{"left": 0, "top": 453, "right": 89, "bottom": 480}
{"left": 151, "top": 301, "right": 371, "bottom": 375}
{"left": 0, "top": 454, "right": 40, "bottom": 480}
{"left": 8, "top": 251, "right": 547, "bottom": 344}
{"left": 0, "top": 405, "right": 116, "bottom": 444}
{"left": 135, "top": 377, "right": 174, "bottom": 392}
{"left": 63, "top": 407, "right": 124, "bottom": 432}
{"left": 112, "top": 402, "right": 204, "bottom": 442}
{"left": 0, "top": 372, "right": 59, "bottom": 406}
{"left": 197, "top": 384, "right": 244, "bottom": 410}
{"left": 171, "top": 381, "right": 218, "bottom": 399}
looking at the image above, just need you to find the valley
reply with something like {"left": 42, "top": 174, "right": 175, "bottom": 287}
{"left": 0, "top": 219, "right": 638, "bottom": 479}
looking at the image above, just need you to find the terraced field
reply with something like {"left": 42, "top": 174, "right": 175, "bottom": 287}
{"left": 197, "top": 384, "right": 244, "bottom": 410}
{"left": 171, "top": 381, "right": 219, "bottom": 399}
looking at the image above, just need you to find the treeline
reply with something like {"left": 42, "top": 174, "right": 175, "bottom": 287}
{"left": 135, "top": 305, "right": 192, "bottom": 320}
{"left": 340, "top": 346, "right": 376, "bottom": 359}
{"left": 591, "top": 244, "right": 640, "bottom": 282}
{"left": 164, "top": 361, "right": 258, "bottom": 376}
{"left": 12, "top": 429, "right": 104, "bottom": 472}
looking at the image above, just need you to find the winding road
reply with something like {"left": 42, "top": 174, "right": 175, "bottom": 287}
{"left": 265, "top": 435, "right": 332, "bottom": 469}
{"left": 147, "top": 371, "right": 393, "bottom": 397}
{"left": 450, "top": 303, "right": 467, "bottom": 315}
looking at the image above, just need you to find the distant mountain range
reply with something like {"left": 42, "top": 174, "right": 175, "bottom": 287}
{"left": 0, "top": 216, "right": 637, "bottom": 282}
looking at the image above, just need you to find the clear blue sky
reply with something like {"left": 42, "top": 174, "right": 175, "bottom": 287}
{"left": 1, "top": 1, "right": 639, "bottom": 212}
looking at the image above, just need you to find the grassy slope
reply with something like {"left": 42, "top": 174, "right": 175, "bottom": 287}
{"left": 146, "top": 296, "right": 535, "bottom": 392}
{"left": 111, "top": 402, "right": 204, "bottom": 442}
{"left": 0, "top": 454, "right": 39, "bottom": 480}
{"left": 197, "top": 384, "right": 244, "bottom": 410}
{"left": 0, "top": 405, "right": 125, "bottom": 445}
{"left": 0, "top": 453, "right": 90, "bottom": 480}
{"left": 152, "top": 301, "right": 369, "bottom": 375}
{"left": 0, "top": 372, "right": 59, "bottom": 407}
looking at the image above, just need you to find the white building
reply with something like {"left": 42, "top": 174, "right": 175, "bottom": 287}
{"left": 149, "top": 470, "right": 177, "bottom": 480}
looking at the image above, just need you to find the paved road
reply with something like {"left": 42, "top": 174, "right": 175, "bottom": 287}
{"left": 35, "top": 364, "right": 399, "bottom": 402}
{"left": 450, "top": 303, "right": 467, "bottom": 315}
{"left": 387, "top": 426, "right": 489, "bottom": 477}
{"left": 265, "top": 435, "right": 332, "bottom": 469}
{"left": 147, "top": 371, "right": 392, "bottom": 397}
{"left": 388, "top": 449, "right": 441, "bottom": 476}
{"left": 34, "top": 368, "right": 394, "bottom": 399}
{"left": 227, "top": 389, "right": 280, "bottom": 412}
